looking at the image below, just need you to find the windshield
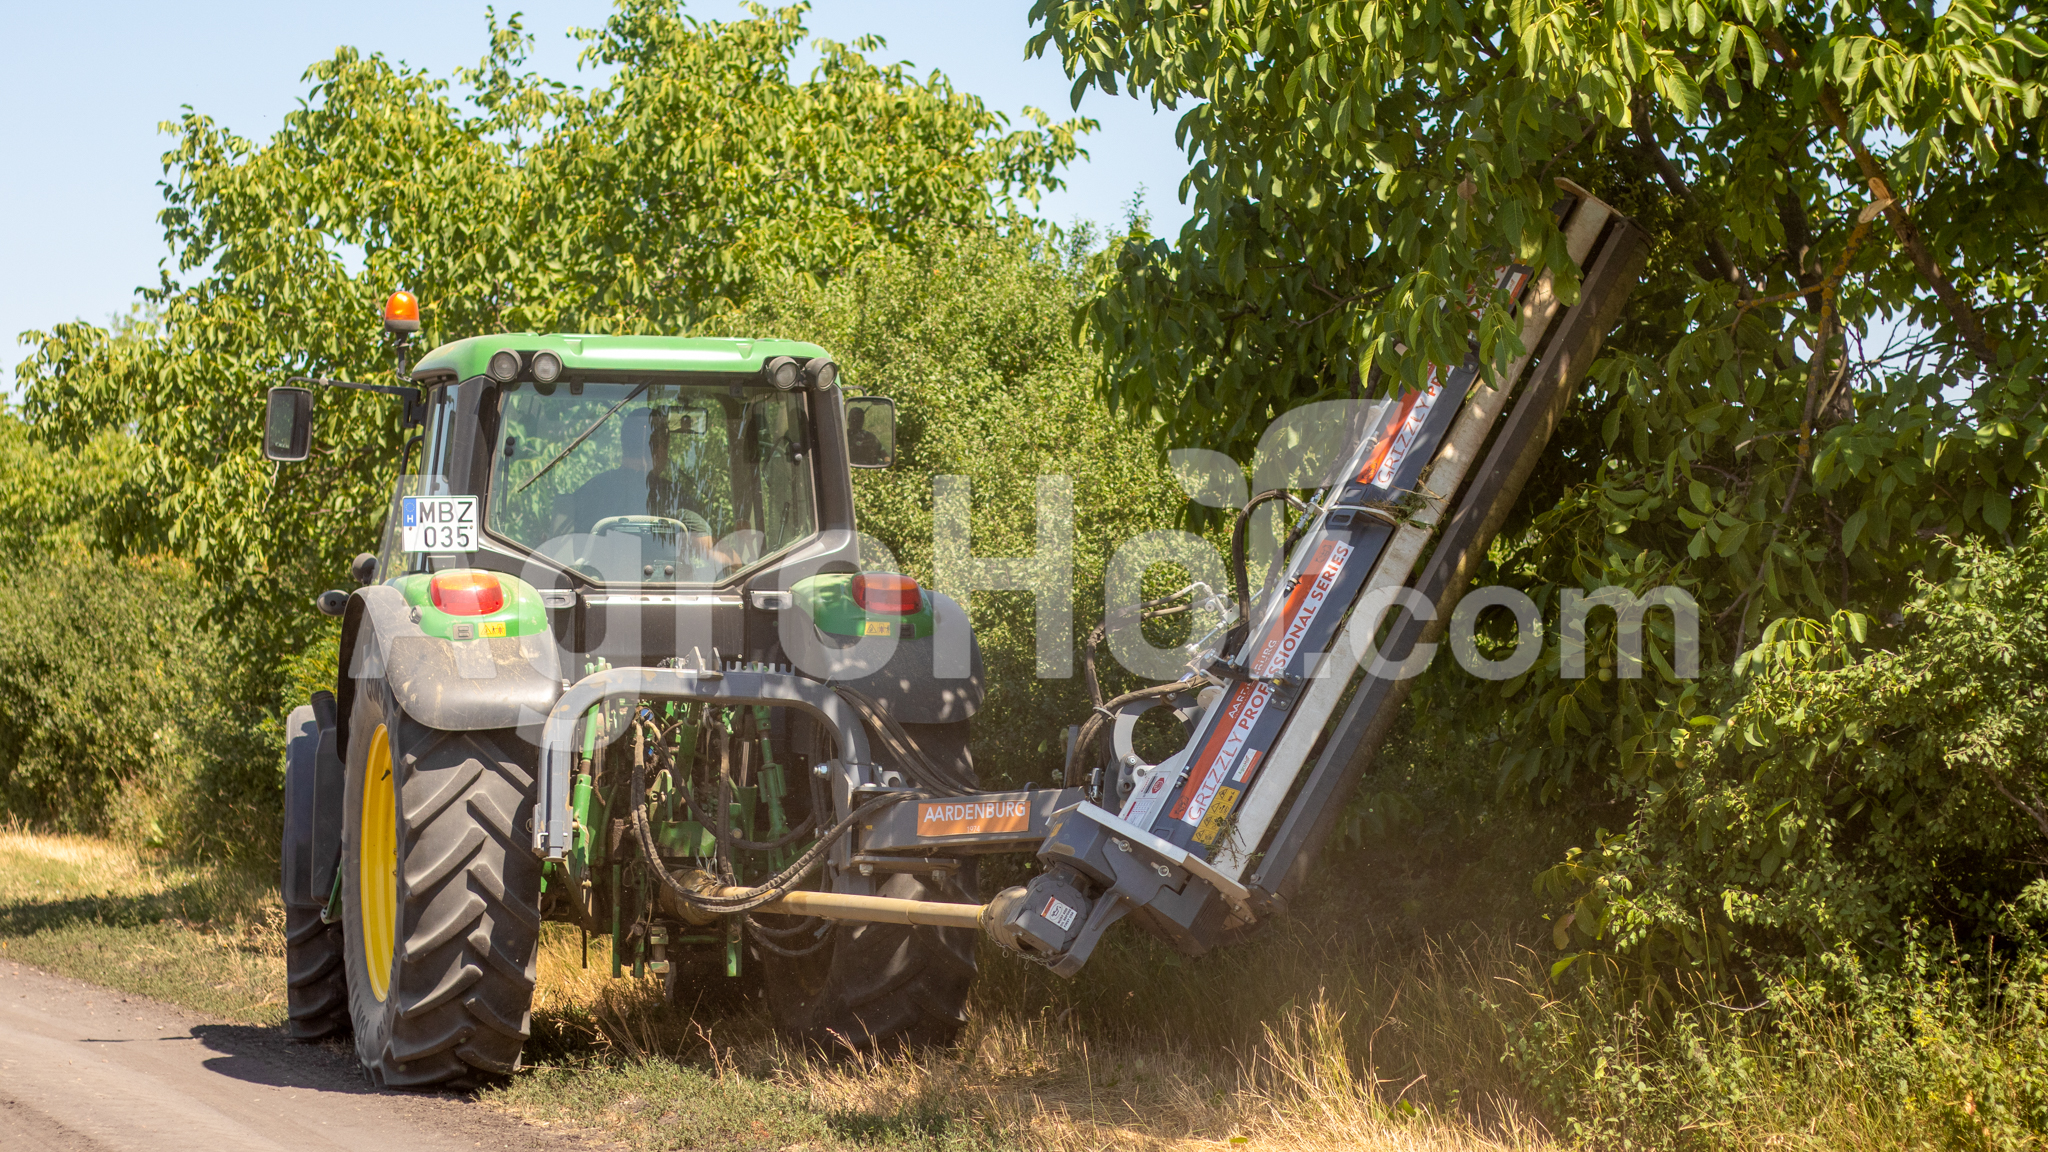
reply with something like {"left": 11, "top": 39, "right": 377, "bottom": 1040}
{"left": 488, "top": 378, "right": 815, "bottom": 584}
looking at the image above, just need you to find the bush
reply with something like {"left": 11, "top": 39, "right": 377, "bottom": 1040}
{"left": 0, "top": 410, "right": 279, "bottom": 861}
{"left": 0, "top": 548, "right": 276, "bottom": 860}
{"left": 1535, "top": 523, "right": 2048, "bottom": 993}
{"left": 1504, "top": 919, "right": 2048, "bottom": 1150}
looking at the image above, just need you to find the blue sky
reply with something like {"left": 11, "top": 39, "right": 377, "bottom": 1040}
{"left": 0, "top": 1, "right": 1194, "bottom": 396}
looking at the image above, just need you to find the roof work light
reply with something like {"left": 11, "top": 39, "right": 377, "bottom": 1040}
{"left": 383, "top": 290, "right": 421, "bottom": 334}
{"left": 487, "top": 350, "right": 522, "bottom": 383}
{"left": 762, "top": 356, "right": 801, "bottom": 390}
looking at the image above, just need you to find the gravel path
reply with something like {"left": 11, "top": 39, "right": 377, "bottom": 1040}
{"left": 0, "top": 960, "right": 606, "bottom": 1152}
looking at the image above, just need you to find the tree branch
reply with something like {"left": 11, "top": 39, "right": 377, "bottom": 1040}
{"left": 1631, "top": 90, "right": 1746, "bottom": 292}
{"left": 1973, "top": 759, "right": 2048, "bottom": 842}
{"left": 1761, "top": 25, "right": 2001, "bottom": 372}
{"left": 1776, "top": 184, "right": 1826, "bottom": 316}
{"left": 1799, "top": 288, "right": 1838, "bottom": 461}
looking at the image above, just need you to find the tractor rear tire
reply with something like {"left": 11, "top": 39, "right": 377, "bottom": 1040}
{"left": 758, "top": 866, "right": 980, "bottom": 1051}
{"left": 284, "top": 904, "right": 351, "bottom": 1039}
{"left": 341, "top": 679, "right": 542, "bottom": 1088}
{"left": 760, "top": 721, "right": 979, "bottom": 1051}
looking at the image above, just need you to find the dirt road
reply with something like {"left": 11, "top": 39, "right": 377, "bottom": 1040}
{"left": 0, "top": 961, "right": 604, "bottom": 1152}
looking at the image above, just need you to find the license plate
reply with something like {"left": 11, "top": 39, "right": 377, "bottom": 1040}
{"left": 401, "top": 496, "right": 478, "bottom": 553}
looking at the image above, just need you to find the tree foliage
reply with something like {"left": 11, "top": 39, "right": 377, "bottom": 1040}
{"left": 1032, "top": 0, "right": 2045, "bottom": 443}
{"left": 0, "top": 413, "right": 273, "bottom": 857}
{"left": 16, "top": 1, "right": 1091, "bottom": 651}
{"left": 0, "top": 409, "right": 142, "bottom": 560}
{"left": 1544, "top": 528, "right": 2048, "bottom": 986}
{"left": 1030, "top": 0, "right": 2048, "bottom": 964}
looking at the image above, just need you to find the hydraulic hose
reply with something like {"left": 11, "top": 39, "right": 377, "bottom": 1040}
{"left": 1062, "top": 681, "right": 1196, "bottom": 788}
{"left": 743, "top": 915, "right": 836, "bottom": 957}
{"left": 627, "top": 719, "right": 923, "bottom": 917}
{"left": 834, "top": 686, "right": 980, "bottom": 795}
{"left": 1083, "top": 601, "right": 1190, "bottom": 710}
{"left": 1222, "top": 489, "right": 1313, "bottom": 662}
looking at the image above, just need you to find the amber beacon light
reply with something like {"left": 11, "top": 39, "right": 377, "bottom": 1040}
{"left": 383, "top": 290, "right": 421, "bottom": 334}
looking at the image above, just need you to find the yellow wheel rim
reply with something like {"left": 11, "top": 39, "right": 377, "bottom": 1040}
{"left": 359, "top": 723, "right": 397, "bottom": 1003}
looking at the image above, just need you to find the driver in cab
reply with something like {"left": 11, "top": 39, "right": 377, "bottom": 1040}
{"left": 549, "top": 408, "right": 715, "bottom": 560}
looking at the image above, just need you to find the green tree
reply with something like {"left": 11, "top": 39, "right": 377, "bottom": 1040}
{"left": 1029, "top": 0, "right": 2048, "bottom": 937}
{"left": 718, "top": 233, "right": 1197, "bottom": 788}
{"left": 0, "top": 407, "right": 142, "bottom": 561}
{"left": 15, "top": 1, "right": 1091, "bottom": 661}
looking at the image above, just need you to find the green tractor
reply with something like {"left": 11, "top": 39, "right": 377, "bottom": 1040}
{"left": 272, "top": 293, "right": 988, "bottom": 1086}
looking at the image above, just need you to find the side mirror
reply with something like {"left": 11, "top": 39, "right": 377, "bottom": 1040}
{"left": 844, "top": 396, "right": 896, "bottom": 469}
{"left": 263, "top": 386, "right": 313, "bottom": 462}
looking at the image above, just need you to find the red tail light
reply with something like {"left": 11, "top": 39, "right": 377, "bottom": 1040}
{"left": 430, "top": 570, "right": 504, "bottom": 616}
{"left": 852, "top": 573, "right": 921, "bottom": 615}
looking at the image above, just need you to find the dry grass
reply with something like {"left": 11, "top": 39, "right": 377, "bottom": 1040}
{"left": 1, "top": 828, "right": 2011, "bottom": 1148}
{"left": 780, "top": 999, "right": 1554, "bottom": 1152}
{"left": 488, "top": 905, "right": 1562, "bottom": 1151}
{"left": 0, "top": 825, "right": 157, "bottom": 898}
{"left": 495, "top": 888, "right": 2001, "bottom": 1152}
{"left": 0, "top": 826, "right": 287, "bottom": 1023}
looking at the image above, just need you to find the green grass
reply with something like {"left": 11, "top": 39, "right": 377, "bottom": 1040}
{"left": 0, "top": 828, "right": 286, "bottom": 1024}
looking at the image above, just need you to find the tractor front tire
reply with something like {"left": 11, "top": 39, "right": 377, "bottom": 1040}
{"left": 341, "top": 680, "right": 542, "bottom": 1088}
{"left": 283, "top": 704, "right": 350, "bottom": 1040}
{"left": 284, "top": 905, "right": 351, "bottom": 1039}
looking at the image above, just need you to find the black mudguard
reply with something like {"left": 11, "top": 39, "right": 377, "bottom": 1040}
{"left": 800, "top": 590, "right": 986, "bottom": 723}
{"left": 334, "top": 584, "right": 564, "bottom": 755}
{"left": 281, "top": 692, "right": 347, "bottom": 908}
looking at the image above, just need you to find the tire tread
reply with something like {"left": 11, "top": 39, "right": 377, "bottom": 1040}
{"left": 284, "top": 904, "right": 351, "bottom": 1040}
{"left": 345, "top": 698, "right": 540, "bottom": 1088}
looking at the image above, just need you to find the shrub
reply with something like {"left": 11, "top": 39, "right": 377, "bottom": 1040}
{"left": 0, "top": 548, "right": 276, "bottom": 859}
{"left": 0, "top": 410, "right": 278, "bottom": 860}
{"left": 1544, "top": 520, "right": 2048, "bottom": 996}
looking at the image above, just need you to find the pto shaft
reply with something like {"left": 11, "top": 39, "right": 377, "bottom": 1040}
{"left": 652, "top": 864, "right": 990, "bottom": 929}
{"left": 731, "top": 887, "right": 988, "bottom": 929}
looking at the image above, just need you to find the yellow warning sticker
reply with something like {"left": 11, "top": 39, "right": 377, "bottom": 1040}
{"left": 863, "top": 620, "right": 892, "bottom": 636}
{"left": 1193, "top": 785, "right": 1241, "bottom": 846}
{"left": 481, "top": 621, "right": 508, "bottom": 638}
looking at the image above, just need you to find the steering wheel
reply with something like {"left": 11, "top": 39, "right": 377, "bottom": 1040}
{"left": 592, "top": 512, "right": 714, "bottom": 538}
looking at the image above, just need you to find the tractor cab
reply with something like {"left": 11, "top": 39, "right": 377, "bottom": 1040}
{"left": 267, "top": 323, "right": 901, "bottom": 674}
{"left": 388, "top": 334, "right": 896, "bottom": 595}
{"left": 488, "top": 382, "right": 800, "bottom": 586}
